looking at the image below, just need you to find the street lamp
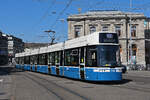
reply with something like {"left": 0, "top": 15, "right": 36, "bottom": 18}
{"left": 129, "top": 0, "right": 133, "bottom": 68}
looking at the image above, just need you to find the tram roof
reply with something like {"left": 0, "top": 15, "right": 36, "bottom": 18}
{"left": 15, "top": 31, "right": 117, "bottom": 57}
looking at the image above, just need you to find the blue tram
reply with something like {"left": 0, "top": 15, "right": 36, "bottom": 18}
{"left": 15, "top": 32, "right": 122, "bottom": 81}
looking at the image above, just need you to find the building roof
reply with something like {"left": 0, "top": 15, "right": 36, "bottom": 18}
{"left": 67, "top": 10, "right": 146, "bottom": 20}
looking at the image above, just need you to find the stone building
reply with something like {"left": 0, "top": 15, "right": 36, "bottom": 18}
{"left": 67, "top": 10, "right": 149, "bottom": 69}
{"left": 0, "top": 31, "right": 8, "bottom": 65}
{"left": 7, "top": 35, "right": 24, "bottom": 63}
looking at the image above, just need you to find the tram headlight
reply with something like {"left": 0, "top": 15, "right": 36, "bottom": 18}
{"left": 116, "top": 69, "right": 122, "bottom": 72}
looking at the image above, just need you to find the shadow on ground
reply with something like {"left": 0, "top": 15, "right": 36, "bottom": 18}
{"left": 55, "top": 75, "right": 132, "bottom": 85}
{"left": 86, "top": 79, "right": 132, "bottom": 85}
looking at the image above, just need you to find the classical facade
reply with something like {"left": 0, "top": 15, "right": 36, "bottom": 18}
{"left": 67, "top": 10, "right": 149, "bottom": 69}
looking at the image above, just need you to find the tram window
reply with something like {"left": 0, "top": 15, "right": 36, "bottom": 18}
{"left": 19, "top": 57, "right": 22, "bottom": 64}
{"left": 55, "top": 51, "right": 62, "bottom": 65}
{"left": 32, "top": 55, "right": 38, "bottom": 65}
{"left": 24, "top": 56, "right": 30, "bottom": 64}
{"left": 60, "top": 51, "right": 63, "bottom": 66}
{"left": 20, "top": 57, "right": 24, "bottom": 64}
{"left": 65, "top": 50, "right": 71, "bottom": 66}
{"left": 24, "top": 57, "right": 26, "bottom": 64}
{"left": 39, "top": 54, "right": 47, "bottom": 65}
{"left": 65, "top": 49, "right": 79, "bottom": 66}
{"left": 80, "top": 47, "right": 84, "bottom": 63}
{"left": 24, "top": 56, "right": 26, "bottom": 64}
{"left": 98, "top": 45, "right": 121, "bottom": 67}
{"left": 38, "top": 54, "right": 42, "bottom": 65}
{"left": 47, "top": 53, "right": 51, "bottom": 65}
{"left": 16, "top": 57, "right": 18, "bottom": 64}
{"left": 45, "top": 53, "right": 48, "bottom": 65}
{"left": 18, "top": 57, "right": 20, "bottom": 64}
{"left": 86, "top": 46, "right": 97, "bottom": 67}
{"left": 15, "top": 58, "right": 19, "bottom": 64}
{"left": 50, "top": 52, "right": 55, "bottom": 65}
{"left": 30, "top": 56, "right": 33, "bottom": 64}
{"left": 71, "top": 49, "right": 79, "bottom": 66}
{"left": 30, "top": 55, "right": 37, "bottom": 65}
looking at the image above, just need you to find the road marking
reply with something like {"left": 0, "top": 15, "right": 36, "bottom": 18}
{"left": 0, "top": 79, "right": 3, "bottom": 82}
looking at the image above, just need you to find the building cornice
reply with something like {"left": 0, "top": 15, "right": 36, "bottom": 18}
{"left": 119, "top": 38, "right": 146, "bottom": 40}
{"left": 67, "top": 16, "right": 146, "bottom": 21}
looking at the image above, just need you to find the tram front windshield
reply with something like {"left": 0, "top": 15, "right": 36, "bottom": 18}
{"left": 98, "top": 45, "right": 121, "bottom": 67}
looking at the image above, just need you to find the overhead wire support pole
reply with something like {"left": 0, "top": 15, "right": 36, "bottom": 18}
{"left": 129, "top": 0, "right": 133, "bottom": 67}
{"left": 44, "top": 30, "right": 56, "bottom": 45}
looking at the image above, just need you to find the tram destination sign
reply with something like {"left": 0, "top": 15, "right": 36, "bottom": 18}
{"left": 99, "top": 33, "right": 118, "bottom": 43}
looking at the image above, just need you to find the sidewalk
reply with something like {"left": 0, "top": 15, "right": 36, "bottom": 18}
{"left": 125, "top": 71, "right": 150, "bottom": 78}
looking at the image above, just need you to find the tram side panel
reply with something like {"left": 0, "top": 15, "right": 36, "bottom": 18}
{"left": 38, "top": 65, "right": 49, "bottom": 74}
{"left": 31, "top": 65, "right": 36, "bottom": 72}
{"left": 63, "top": 66, "right": 80, "bottom": 79}
{"left": 85, "top": 68, "right": 98, "bottom": 81}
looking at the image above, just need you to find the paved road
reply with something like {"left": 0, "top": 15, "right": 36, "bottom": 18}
{"left": 0, "top": 65, "right": 150, "bottom": 100}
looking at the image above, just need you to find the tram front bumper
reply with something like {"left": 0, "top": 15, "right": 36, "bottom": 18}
{"left": 85, "top": 68, "right": 122, "bottom": 81}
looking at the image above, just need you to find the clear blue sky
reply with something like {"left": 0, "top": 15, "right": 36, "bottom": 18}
{"left": 0, "top": 0, "right": 150, "bottom": 43}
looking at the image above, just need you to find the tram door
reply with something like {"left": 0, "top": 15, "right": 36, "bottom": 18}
{"left": 48, "top": 64, "right": 51, "bottom": 74}
{"left": 55, "top": 51, "right": 61, "bottom": 75}
{"left": 80, "top": 47, "right": 85, "bottom": 79}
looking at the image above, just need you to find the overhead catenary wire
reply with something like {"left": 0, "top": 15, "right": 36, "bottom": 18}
{"left": 50, "top": 0, "right": 73, "bottom": 29}
{"left": 30, "top": 0, "right": 56, "bottom": 43}
{"left": 35, "top": 0, "right": 57, "bottom": 27}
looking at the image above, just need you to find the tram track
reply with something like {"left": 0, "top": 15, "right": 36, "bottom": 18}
{"left": 2, "top": 66, "right": 150, "bottom": 99}
{"left": 22, "top": 73, "right": 64, "bottom": 100}
{"left": 21, "top": 71, "right": 90, "bottom": 100}
{"left": 112, "top": 85, "right": 150, "bottom": 93}
{"left": 1, "top": 67, "right": 89, "bottom": 100}
{"left": 111, "top": 80, "right": 150, "bottom": 93}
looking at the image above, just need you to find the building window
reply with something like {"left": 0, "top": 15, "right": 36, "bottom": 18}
{"left": 129, "top": 44, "right": 137, "bottom": 64}
{"left": 74, "top": 25, "right": 82, "bottom": 38}
{"left": 115, "top": 25, "right": 121, "bottom": 36}
{"left": 131, "top": 25, "right": 136, "bottom": 37}
{"left": 89, "top": 25, "right": 96, "bottom": 34}
{"left": 120, "top": 45, "right": 122, "bottom": 62}
{"left": 102, "top": 25, "right": 109, "bottom": 31}
{"left": 132, "top": 44, "right": 137, "bottom": 56}
{"left": 120, "top": 45, "right": 122, "bottom": 53}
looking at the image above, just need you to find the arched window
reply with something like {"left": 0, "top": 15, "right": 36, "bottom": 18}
{"left": 89, "top": 25, "right": 96, "bottom": 34}
{"left": 102, "top": 25, "right": 108, "bottom": 31}
{"left": 131, "top": 25, "right": 136, "bottom": 37}
{"left": 115, "top": 25, "right": 121, "bottom": 36}
{"left": 74, "top": 25, "right": 82, "bottom": 38}
{"left": 129, "top": 44, "right": 137, "bottom": 56}
{"left": 132, "top": 44, "right": 137, "bottom": 56}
